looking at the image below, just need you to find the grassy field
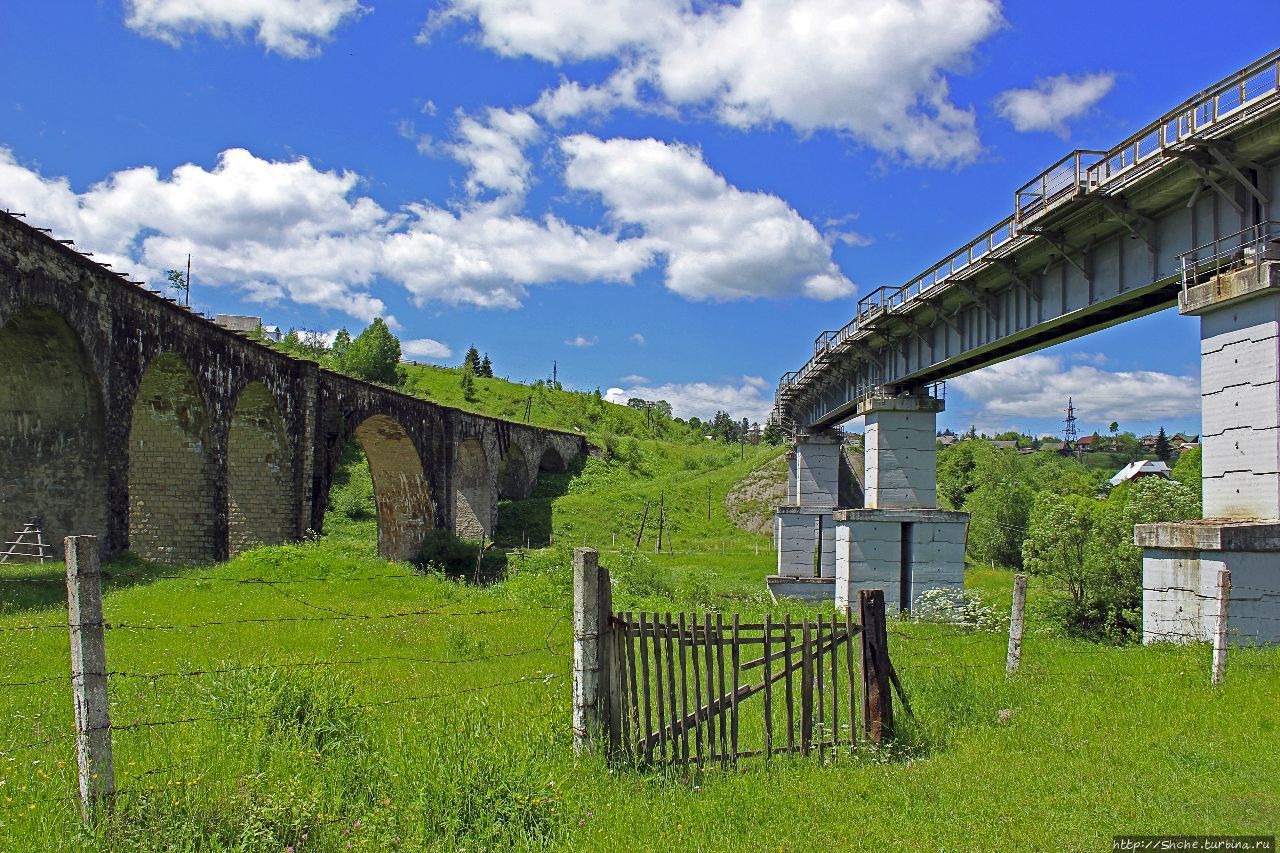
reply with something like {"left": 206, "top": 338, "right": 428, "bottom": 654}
{"left": 0, "top": 516, "right": 1276, "bottom": 850}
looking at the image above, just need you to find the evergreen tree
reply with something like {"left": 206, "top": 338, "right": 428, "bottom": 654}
{"left": 462, "top": 345, "right": 481, "bottom": 375}
{"left": 331, "top": 328, "right": 352, "bottom": 365}
{"left": 478, "top": 354, "right": 493, "bottom": 378}
{"left": 1154, "top": 426, "right": 1172, "bottom": 462}
{"left": 343, "top": 318, "right": 401, "bottom": 385}
{"left": 459, "top": 369, "right": 476, "bottom": 401}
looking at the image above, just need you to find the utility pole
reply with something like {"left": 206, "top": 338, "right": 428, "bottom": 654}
{"left": 185, "top": 254, "right": 191, "bottom": 306}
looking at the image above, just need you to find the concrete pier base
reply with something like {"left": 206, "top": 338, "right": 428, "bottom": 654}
{"left": 833, "top": 508, "right": 968, "bottom": 613}
{"left": 1137, "top": 521, "right": 1280, "bottom": 645}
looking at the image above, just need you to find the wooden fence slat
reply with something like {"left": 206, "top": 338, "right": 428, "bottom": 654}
{"left": 616, "top": 619, "right": 633, "bottom": 762}
{"left": 608, "top": 618, "right": 623, "bottom": 759}
{"left": 652, "top": 614, "right": 668, "bottom": 763}
{"left": 816, "top": 614, "right": 826, "bottom": 762}
{"left": 638, "top": 613, "right": 653, "bottom": 764}
{"left": 691, "top": 615, "right": 704, "bottom": 768}
{"left": 844, "top": 608, "right": 857, "bottom": 749}
{"left": 704, "top": 613, "right": 717, "bottom": 762}
{"left": 830, "top": 620, "right": 840, "bottom": 755}
{"left": 664, "top": 612, "right": 679, "bottom": 766}
{"left": 715, "top": 612, "right": 728, "bottom": 768}
{"left": 784, "top": 614, "right": 795, "bottom": 754}
{"left": 730, "top": 613, "right": 741, "bottom": 767}
{"left": 625, "top": 612, "right": 640, "bottom": 758}
{"left": 763, "top": 613, "right": 773, "bottom": 760}
{"left": 677, "top": 613, "right": 690, "bottom": 766}
{"left": 801, "top": 618, "right": 813, "bottom": 755}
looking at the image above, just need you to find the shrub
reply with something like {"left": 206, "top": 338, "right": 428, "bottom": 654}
{"left": 912, "top": 587, "right": 1001, "bottom": 631}
{"left": 413, "top": 529, "right": 507, "bottom": 582}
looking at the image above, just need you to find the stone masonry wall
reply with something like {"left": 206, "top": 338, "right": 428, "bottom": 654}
{"left": 228, "top": 382, "right": 294, "bottom": 556}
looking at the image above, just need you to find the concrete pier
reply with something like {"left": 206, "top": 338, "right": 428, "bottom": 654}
{"left": 1138, "top": 261, "right": 1280, "bottom": 644}
{"left": 833, "top": 394, "right": 967, "bottom": 612}
{"left": 768, "top": 432, "right": 842, "bottom": 600}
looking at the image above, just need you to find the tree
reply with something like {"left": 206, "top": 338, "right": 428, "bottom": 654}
{"left": 343, "top": 318, "right": 401, "bottom": 385}
{"left": 165, "top": 268, "right": 189, "bottom": 305}
{"left": 1109, "top": 421, "right": 1119, "bottom": 436}
{"left": 459, "top": 369, "right": 476, "bottom": 401}
{"left": 1172, "top": 446, "right": 1201, "bottom": 490}
{"left": 331, "top": 329, "right": 352, "bottom": 363}
{"left": 478, "top": 354, "right": 494, "bottom": 378}
{"left": 462, "top": 346, "right": 481, "bottom": 375}
{"left": 1154, "top": 426, "right": 1172, "bottom": 462}
{"left": 761, "top": 421, "right": 784, "bottom": 445}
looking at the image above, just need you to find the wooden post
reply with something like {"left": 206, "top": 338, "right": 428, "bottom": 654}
{"left": 65, "top": 536, "right": 115, "bottom": 817}
{"left": 858, "top": 589, "right": 893, "bottom": 745}
{"left": 635, "top": 501, "right": 650, "bottom": 548}
{"left": 1212, "top": 568, "right": 1231, "bottom": 685}
{"left": 1006, "top": 573, "right": 1027, "bottom": 676}
{"left": 572, "top": 548, "right": 608, "bottom": 754}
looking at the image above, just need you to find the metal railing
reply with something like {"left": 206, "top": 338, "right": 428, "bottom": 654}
{"left": 1177, "top": 221, "right": 1280, "bottom": 297}
{"left": 778, "top": 48, "right": 1280, "bottom": 416}
{"left": 1014, "top": 150, "right": 1106, "bottom": 228}
{"left": 1086, "top": 51, "right": 1280, "bottom": 188}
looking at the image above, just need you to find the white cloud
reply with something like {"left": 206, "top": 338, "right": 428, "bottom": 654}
{"left": 606, "top": 377, "right": 772, "bottom": 423}
{"left": 401, "top": 338, "right": 453, "bottom": 359}
{"left": 0, "top": 146, "right": 654, "bottom": 319}
{"left": 448, "top": 108, "right": 541, "bottom": 199}
{"left": 564, "top": 335, "right": 598, "bottom": 347}
{"left": 949, "top": 354, "right": 1199, "bottom": 423}
{"left": 995, "top": 72, "right": 1115, "bottom": 137}
{"left": 620, "top": 373, "right": 649, "bottom": 384}
{"left": 437, "top": 0, "right": 1003, "bottom": 166}
{"left": 125, "top": 0, "right": 367, "bottom": 58}
{"left": 629, "top": 333, "right": 646, "bottom": 345}
{"left": 562, "top": 135, "right": 852, "bottom": 301}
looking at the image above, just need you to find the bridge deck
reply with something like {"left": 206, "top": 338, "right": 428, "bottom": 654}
{"left": 778, "top": 50, "right": 1280, "bottom": 431}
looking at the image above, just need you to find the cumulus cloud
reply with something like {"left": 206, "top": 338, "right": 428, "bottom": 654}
{"left": 125, "top": 0, "right": 367, "bottom": 58}
{"left": 564, "top": 335, "right": 598, "bottom": 347}
{"left": 434, "top": 0, "right": 1003, "bottom": 166}
{"left": 562, "top": 135, "right": 852, "bottom": 301}
{"left": 620, "top": 373, "right": 649, "bottom": 384}
{"left": 0, "top": 146, "right": 650, "bottom": 319}
{"left": 995, "top": 72, "right": 1115, "bottom": 137}
{"left": 629, "top": 333, "right": 646, "bottom": 345}
{"left": 448, "top": 108, "right": 541, "bottom": 199}
{"left": 401, "top": 338, "right": 453, "bottom": 359}
{"left": 605, "top": 376, "right": 772, "bottom": 423}
{"left": 949, "top": 354, "right": 1198, "bottom": 423}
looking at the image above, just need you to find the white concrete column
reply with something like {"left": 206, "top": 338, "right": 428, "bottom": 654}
{"left": 787, "top": 431, "right": 843, "bottom": 508}
{"left": 859, "top": 395, "right": 944, "bottom": 510}
{"left": 1188, "top": 264, "right": 1280, "bottom": 519}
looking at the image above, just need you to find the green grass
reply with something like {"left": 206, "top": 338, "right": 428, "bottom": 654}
{"left": 0, "top": 527, "right": 1276, "bottom": 850}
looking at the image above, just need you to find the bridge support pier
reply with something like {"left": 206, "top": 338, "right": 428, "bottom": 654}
{"left": 767, "top": 432, "right": 841, "bottom": 601}
{"left": 833, "top": 395, "right": 968, "bottom": 613}
{"left": 1139, "top": 262, "right": 1280, "bottom": 644}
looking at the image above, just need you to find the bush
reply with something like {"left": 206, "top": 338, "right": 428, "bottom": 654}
{"left": 912, "top": 588, "right": 1001, "bottom": 631}
{"left": 413, "top": 529, "right": 507, "bottom": 582}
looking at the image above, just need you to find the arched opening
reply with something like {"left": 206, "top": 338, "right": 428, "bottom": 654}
{"left": 227, "top": 383, "right": 294, "bottom": 556}
{"left": 0, "top": 307, "right": 106, "bottom": 554}
{"left": 496, "top": 443, "right": 531, "bottom": 499}
{"left": 353, "top": 415, "right": 434, "bottom": 560}
{"left": 454, "top": 437, "right": 491, "bottom": 541}
{"left": 538, "top": 446, "right": 567, "bottom": 474}
{"left": 127, "top": 352, "right": 217, "bottom": 564}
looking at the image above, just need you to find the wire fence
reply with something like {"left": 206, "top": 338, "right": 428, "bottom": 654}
{"left": 0, "top": 545, "right": 577, "bottom": 826}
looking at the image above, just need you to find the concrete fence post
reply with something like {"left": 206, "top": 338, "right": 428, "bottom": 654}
{"left": 1006, "top": 573, "right": 1027, "bottom": 676}
{"left": 64, "top": 536, "right": 115, "bottom": 818}
{"left": 572, "top": 547, "right": 609, "bottom": 754}
{"left": 1212, "top": 568, "right": 1231, "bottom": 685}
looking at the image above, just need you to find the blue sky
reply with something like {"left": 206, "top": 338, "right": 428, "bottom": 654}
{"left": 1, "top": 2, "right": 1273, "bottom": 438}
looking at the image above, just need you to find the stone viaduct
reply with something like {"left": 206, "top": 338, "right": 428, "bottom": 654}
{"left": 0, "top": 211, "right": 587, "bottom": 564}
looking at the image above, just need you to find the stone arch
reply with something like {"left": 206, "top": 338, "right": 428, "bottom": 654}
{"left": 127, "top": 352, "right": 218, "bottom": 564}
{"left": 227, "top": 382, "right": 294, "bottom": 556}
{"left": 454, "top": 436, "right": 492, "bottom": 540}
{"left": 353, "top": 414, "right": 434, "bottom": 560}
{"left": 496, "top": 443, "right": 531, "bottom": 499}
{"left": 0, "top": 306, "right": 107, "bottom": 554}
{"left": 538, "top": 446, "right": 567, "bottom": 474}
